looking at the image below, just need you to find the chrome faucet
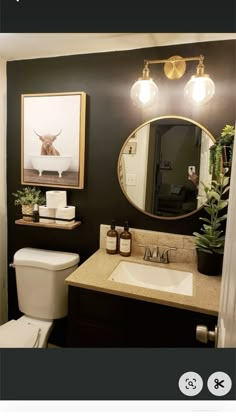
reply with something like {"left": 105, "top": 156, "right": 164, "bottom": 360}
{"left": 139, "top": 244, "right": 153, "bottom": 261}
{"left": 159, "top": 247, "right": 177, "bottom": 264}
{"left": 139, "top": 244, "right": 176, "bottom": 264}
{"left": 149, "top": 245, "right": 159, "bottom": 262}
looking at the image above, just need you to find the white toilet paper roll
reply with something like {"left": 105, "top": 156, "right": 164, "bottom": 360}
{"left": 39, "top": 206, "right": 56, "bottom": 224}
{"left": 55, "top": 206, "right": 76, "bottom": 224}
{"left": 46, "top": 190, "right": 67, "bottom": 208}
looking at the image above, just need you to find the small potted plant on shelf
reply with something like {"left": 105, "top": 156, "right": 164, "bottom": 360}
{"left": 12, "top": 186, "right": 46, "bottom": 221}
{"left": 209, "top": 124, "right": 235, "bottom": 178}
{"left": 193, "top": 170, "right": 230, "bottom": 276}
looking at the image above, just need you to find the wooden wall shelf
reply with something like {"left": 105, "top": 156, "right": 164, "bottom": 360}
{"left": 15, "top": 219, "right": 82, "bottom": 230}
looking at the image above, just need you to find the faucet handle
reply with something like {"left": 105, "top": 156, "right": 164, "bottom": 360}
{"left": 151, "top": 245, "right": 159, "bottom": 259}
{"left": 161, "top": 247, "right": 177, "bottom": 263}
{"left": 138, "top": 244, "right": 152, "bottom": 260}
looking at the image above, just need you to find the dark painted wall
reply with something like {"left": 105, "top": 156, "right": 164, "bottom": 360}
{"left": 7, "top": 40, "right": 236, "bottom": 318}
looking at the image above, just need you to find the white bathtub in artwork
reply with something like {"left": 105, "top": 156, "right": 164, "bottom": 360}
{"left": 30, "top": 155, "right": 72, "bottom": 177}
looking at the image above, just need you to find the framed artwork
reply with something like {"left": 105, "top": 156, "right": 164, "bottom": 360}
{"left": 21, "top": 91, "right": 86, "bottom": 189}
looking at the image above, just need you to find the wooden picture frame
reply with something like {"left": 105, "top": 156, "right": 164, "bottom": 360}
{"left": 21, "top": 91, "right": 86, "bottom": 189}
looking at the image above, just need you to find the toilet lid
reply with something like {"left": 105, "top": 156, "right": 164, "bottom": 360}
{"left": 0, "top": 320, "right": 41, "bottom": 348}
{"left": 14, "top": 247, "right": 80, "bottom": 270}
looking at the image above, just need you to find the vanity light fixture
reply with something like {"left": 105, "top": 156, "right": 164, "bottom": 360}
{"left": 130, "top": 54, "right": 215, "bottom": 108}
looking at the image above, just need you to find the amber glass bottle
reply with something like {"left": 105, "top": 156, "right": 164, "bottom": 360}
{"left": 119, "top": 221, "right": 132, "bottom": 257}
{"left": 106, "top": 220, "right": 118, "bottom": 254}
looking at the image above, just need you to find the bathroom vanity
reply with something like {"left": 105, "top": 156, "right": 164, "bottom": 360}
{"left": 65, "top": 247, "right": 220, "bottom": 348}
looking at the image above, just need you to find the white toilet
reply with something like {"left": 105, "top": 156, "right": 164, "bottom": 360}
{"left": 0, "top": 247, "right": 80, "bottom": 348}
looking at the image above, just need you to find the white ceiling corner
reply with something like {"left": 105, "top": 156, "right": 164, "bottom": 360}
{"left": 0, "top": 32, "right": 235, "bottom": 61}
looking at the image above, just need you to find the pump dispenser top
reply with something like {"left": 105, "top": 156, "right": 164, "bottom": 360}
{"left": 119, "top": 221, "right": 132, "bottom": 257}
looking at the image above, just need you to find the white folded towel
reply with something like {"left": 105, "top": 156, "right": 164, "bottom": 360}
{"left": 0, "top": 320, "right": 40, "bottom": 348}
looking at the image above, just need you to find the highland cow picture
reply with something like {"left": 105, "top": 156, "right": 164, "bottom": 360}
{"left": 21, "top": 92, "right": 86, "bottom": 189}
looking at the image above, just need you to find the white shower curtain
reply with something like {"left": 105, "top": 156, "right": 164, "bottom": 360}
{"left": 0, "top": 58, "right": 8, "bottom": 325}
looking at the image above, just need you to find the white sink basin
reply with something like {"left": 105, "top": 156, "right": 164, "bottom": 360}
{"left": 108, "top": 261, "right": 193, "bottom": 296}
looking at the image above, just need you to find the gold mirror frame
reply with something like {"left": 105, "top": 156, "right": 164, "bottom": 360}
{"left": 117, "top": 115, "right": 216, "bottom": 220}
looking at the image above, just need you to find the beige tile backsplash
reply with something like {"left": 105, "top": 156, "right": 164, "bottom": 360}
{"left": 100, "top": 224, "right": 197, "bottom": 264}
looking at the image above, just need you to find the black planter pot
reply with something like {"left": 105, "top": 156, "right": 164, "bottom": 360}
{"left": 197, "top": 249, "right": 223, "bottom": 276}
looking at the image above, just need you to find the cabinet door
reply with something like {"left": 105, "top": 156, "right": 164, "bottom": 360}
{"left": 67, "top": 286, "right": 127, "bottom": 347}
{"left": 67, "top": 286, "right": 217, "bottom": 347}
{"left": 124, "top": 298, "right": 217, "bottom": 347}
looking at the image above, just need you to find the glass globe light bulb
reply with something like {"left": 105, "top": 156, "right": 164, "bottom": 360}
{"left": 184, "top": 75, "right": 215, "bottom": 105}
{"left": 130, "top": 79, "right": 158, "bottom": 108}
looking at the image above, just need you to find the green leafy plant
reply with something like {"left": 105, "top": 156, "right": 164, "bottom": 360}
{"left": 209, "top": 124, "right": 235, "bottom": 177}
{"left": 193, "top": 171, "right": 230, "bottom": 254}
{"left": 12, "top": 186, "right": 46, "bottom": 206}
{"left": 209, "top": 143, "right": 216, "bottom": 175}
{"left": 220, "top": 124, "right": 235, "bottom": 144}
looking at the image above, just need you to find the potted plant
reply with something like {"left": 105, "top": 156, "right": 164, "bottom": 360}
{"left": 193, "top": 171, "right": 230, "bottom": 275}
{"left": 209, "top": 124, "right": 235, "bottom": 178}
{"left": 12, "top": 186, "right": 46, "bottom": 220}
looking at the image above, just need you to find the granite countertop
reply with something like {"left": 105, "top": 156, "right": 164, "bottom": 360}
{"left": 65, "top": 248, "right": 221, "bottom": 316}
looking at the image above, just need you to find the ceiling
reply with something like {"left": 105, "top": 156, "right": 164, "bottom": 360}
{"left": 0, "top": 33, "right": 236, "bottom": 61}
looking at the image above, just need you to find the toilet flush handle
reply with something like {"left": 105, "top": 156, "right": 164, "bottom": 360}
{"left": 9, "top": 262, "right": 15, "bottom": 268}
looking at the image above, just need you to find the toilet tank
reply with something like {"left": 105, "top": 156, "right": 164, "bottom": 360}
{"left": 13, "top": 248, "right": 80, "bottom": 320}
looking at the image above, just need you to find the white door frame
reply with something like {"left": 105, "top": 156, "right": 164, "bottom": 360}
{"left": 0, "top": 58, "right": 8, "bottom": 325}
{"left": 217, "top": 125, "right": 236, "bottom": 347}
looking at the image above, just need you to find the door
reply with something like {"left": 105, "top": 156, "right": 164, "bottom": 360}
{"left": 197, "top": 129, "right": 213, "bottom": 208}
{"left": 217, "top": 124, "right": 236, "bottom": 347}
{"left": 145, "top": 125, "right": 159, "bottom": 213}
{"left": 196, "top": 125, "right": 236, "bottom": 347}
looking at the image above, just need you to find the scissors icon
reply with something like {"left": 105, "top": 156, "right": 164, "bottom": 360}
{"left": 214, "top": 378, "right": 225, "bottom": 389}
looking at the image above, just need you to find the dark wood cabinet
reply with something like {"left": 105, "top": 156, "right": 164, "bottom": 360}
{"left": 66, "top": 286, "right": 217, "bottom": 348}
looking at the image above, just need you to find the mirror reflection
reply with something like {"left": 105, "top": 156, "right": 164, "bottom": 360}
{"left": 118, "top": 116, "right": 215, "bottom": 219}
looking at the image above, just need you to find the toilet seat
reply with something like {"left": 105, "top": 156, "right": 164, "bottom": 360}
{"left": 0, "top": 319, "right": 41, "bottom": 348}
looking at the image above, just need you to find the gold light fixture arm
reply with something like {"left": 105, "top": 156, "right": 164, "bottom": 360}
{"left": 145, "top": 55, "right": 204, "bottom": 66}
{"left": 142, "top": 55, "right": 205, "bottom": 80}
{"left": 142, "top": 61, "right": 150, "bottom": 80}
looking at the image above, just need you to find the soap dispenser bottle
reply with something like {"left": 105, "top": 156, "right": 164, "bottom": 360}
{"left": 119, "top": 221, "right": 132, "bottom": 257}
{"left": 106, "top": 220, "right": 118, "bottom": 254}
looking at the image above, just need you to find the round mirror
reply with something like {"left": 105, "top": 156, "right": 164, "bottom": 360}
{"left": 117, "top": 115, "right": 215, "bottom": 220}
